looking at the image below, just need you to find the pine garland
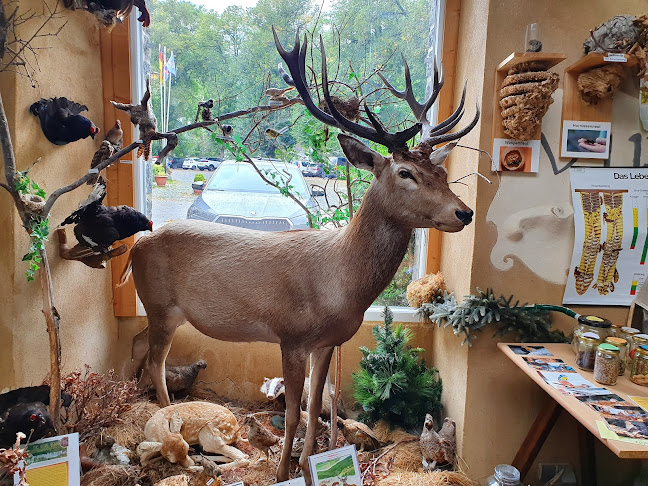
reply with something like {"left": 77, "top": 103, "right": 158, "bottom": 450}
{"left": 352, "top": 307, "right": 442, "bottom": 430}
{"left": 417, "top": 288, "right": 570, "bottom": 346}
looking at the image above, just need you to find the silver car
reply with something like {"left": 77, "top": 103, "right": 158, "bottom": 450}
{"left": 186, "top": 159, "right": 320, "bottom": 231}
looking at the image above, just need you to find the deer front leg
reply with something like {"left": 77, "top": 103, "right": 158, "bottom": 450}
{"left": 277, "top": 347, "right": 307, "bottom": 483}
{"left": 146, "top": 309, "right": 181, "bottom": 407}
{"left": 300, "top": 346, "right": 334, "bottom": 481}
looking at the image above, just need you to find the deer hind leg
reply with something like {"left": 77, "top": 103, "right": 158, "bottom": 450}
{"left": 300, "top": 346, "right": 334, "bottom": 480}
{"left": 131, "top": 326, "right": 150, "bottom": 379}
{"left": 197, "top": 427, "right": 249, "bottom": 467}
{"left": 277, "top": 347, "right": 308, "bottom": 483}
{"left": 146, "top": 307, "right": 184, "bottom": 407}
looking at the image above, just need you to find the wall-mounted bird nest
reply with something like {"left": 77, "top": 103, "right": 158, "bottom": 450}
{"left": 577, "top": 63, "right": 626, "bottom": 104}
{"left": 499, "top": 61, "right": 560, "bottom": 140}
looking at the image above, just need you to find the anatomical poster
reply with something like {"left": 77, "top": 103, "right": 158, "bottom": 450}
{"left": 563, "top": 168, "right": 648, "bottom": 306}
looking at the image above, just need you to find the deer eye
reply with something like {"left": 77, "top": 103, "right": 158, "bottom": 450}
{"left": 398, "top": 170, "right": 415, "bottom": 181}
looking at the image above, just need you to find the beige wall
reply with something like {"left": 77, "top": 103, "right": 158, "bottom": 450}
{"left": 0, "top": 1, "right": 121, "bottom": 389}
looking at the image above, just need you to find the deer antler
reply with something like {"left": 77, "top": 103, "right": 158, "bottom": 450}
{"left": 273, "top": 28, "right": 421, "bottom": 152}
{"left": 377, "top": 54, "right": 480, "bottom": 149}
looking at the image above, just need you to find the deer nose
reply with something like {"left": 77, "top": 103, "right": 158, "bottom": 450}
{"left": 455, "top": 209, "right": 473, "bottom": 225}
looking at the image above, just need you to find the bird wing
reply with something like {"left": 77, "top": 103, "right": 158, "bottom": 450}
{"left": 90, "top": 142, "right": 114, "bottom": 170}
{"left": 349, "top": 421, "right": 380, "bottom": 442}
{"left": 53, "top": 97, "right": 88, "bottom": 117}
{"left": 61, "top": 183, "right": 107, "bottom": 226}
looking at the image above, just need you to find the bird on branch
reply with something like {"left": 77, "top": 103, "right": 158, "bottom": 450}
{"left": 111, "top": 78, "right": 157, "bottom": 160}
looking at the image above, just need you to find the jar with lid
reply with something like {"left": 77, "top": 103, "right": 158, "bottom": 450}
{"left": 572, "top": 315, "right": 612, "bottom": 353}
{"left": 576, "top": 332, "right": 599, "bottom": 371}
{"left": 631, "top": 345, "right": 648, "bottom": 386}
{"left": 629, "top": 334, "right": 648, "bottom": 368}
{"left": 605, "top": 337, "right": 628, "bottom": 374}
{"left": 594, "top": 343, "right": 620, "bottom": 385}
{"left": 610, "top": 323, "right": 622, "bottom": 338}
{"left": 486, "top": 464, "right": 522, "bottom": 486}
{"left": 619, "top": 326, "right": 640, "bottom": 346}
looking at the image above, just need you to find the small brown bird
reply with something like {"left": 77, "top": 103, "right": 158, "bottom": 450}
{"left": 337, "top": 418, "right": 380, "bottom": 452}
{"left": 111, "top": 77, "right": 157, "bottom": 160}
{"left": 264, "top": 126, "right": 289, "bottom": 139}
{"left": 87, "top": 140, "right": 114, "bottom": 185}
{"left": 244, "top": 415, "right": 279, "bottom": 461}
{"left": 164, "top": 360, "right": 207, "bottom": 395}
{"left": 265, "top": 87, "right": 294, "bottom": 98}
{"left": 104, "top": 120, "right": 123, "bottom": 149}
{"left": 420, "top": 414, "right": 456, "bottom": 470}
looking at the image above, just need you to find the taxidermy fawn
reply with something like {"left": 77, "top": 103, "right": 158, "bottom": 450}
{"left": 122, "top": 31, "right": 479, "bottom": 484}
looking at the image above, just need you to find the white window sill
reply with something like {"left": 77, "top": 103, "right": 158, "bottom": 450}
{"left": 363, "top": 306, "right": 422, "bottom": 323}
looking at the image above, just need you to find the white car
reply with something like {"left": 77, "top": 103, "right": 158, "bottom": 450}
{"left": 182, "top": 157, "right": 201, "bottom": 170}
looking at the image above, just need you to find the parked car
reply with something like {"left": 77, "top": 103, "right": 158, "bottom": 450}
{"left": 169, "top": 157, "right": 185, "bottom": 169}
{"left": 182, "top": 157, "right": 201, "bottom": 170}
{"left": 187, "top": 159, "right": 319, "bottom": 231}
{"left": 296, "top": 160, "right": 324, "bottom": 178}
{"left": 325, "top": 156, "right": 347, "bottom": 178}
{"left": 205, "top": 157, "right": 222, "bottom": 171}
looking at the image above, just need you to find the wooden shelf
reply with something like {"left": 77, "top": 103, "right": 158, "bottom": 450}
{"left": 493, "top": 52, "right": 567, "bottom": 141}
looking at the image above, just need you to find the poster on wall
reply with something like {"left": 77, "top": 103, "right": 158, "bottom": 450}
{"left": 492, "top": 138, "right": 541, "bottom": 172}
{"left": 560, "top": 121, "right": 611, "bottom": 159}
{"left": 563, "top": 168, "right": 648, "bottom": 306}
{"left": 14, "top": 433, "right": 80, "bottom": 486}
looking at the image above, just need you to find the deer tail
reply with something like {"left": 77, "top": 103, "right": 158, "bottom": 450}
{"left": 118, "top": 248, "right": 135, "bottom": 286}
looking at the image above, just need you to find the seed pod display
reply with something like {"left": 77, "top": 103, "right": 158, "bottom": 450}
{"left": 594, "top": 192, "right": 625, "bottom": 295}
{"left": 574, "top": 191, "right": 602, "bottom": 295}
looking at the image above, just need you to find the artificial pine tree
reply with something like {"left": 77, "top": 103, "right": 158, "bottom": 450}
{"left": 352, "top": 307, "right": 442, "bottom": 431}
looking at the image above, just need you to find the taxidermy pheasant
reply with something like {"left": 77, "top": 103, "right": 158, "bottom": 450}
{"left": 0, "top": 385, "right": 72, "bottom": 415}
{"left": 0, "top": 402, "right": 55, "bottom": 446}
{"left": 243, "top": 414, "right": 279, "bottom": 461}
{"left": 30, "top": 97, "right": 99, "bottom": 145}
{"left": 86, "top": 120, "right": 123, "bottom": 185}
{"left": 111, "top": 77, "right": 157, "bottom": 160}
{"left": 61, "top": 182, "right": 152, "bottom": 257}
{"left": 337, "top": 417, "right": 381, "bottom": 451}
{"left": 164, "top": 360, "right": 207, "bottom": 395}
{"left": 420, "top": 415, "right": 456, "bottom": 470}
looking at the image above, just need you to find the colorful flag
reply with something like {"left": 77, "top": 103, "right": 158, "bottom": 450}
{"left": 165, "top": 52, "right": 176, "bottom": 80}
{"left": 158, "top": 46, "right": 164, "bottom": 85}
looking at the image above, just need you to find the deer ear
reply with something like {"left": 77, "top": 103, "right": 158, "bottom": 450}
{"left": 137, "top": 441, "right": 162, "bottom": 453}
{"left": 338, "top": 134, "right": 387, "bottom": 173}
{"left": 429, "top": 141, "right": 457, "bottom": 166}
{"left": 170, "top": 412, "right": 183, "bottom": 434}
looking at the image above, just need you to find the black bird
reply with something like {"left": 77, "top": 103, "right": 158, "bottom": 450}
{"left": 0, "top": 385, "right": 72, "bottom": 415}
{"left": 30, "top": 97, "right": 99, "bottom": 145}
{"left": 0, "top": 402, "right": 55, "bottom": 446}
{"left": 61, "top": 184, "right": 152, "bottom": 253}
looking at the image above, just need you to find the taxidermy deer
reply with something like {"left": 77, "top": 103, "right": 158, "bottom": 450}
{"left": 123, "top": 31, "right": 479, "bottom": 484}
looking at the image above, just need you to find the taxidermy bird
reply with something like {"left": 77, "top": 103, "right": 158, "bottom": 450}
{"left": 164, "top": 360, "right": 207, "bottom": 395}
{"left": 265, "top": 87, "right": 294, "bottom": 98}
{"left": 0, "top": 402, "right": 55, "bottom": 446}
{"left": 221, "top": 124, "right": 233, "bottom": 136}
{"left": 62, "top": 0, "right": 150, "bottom": 28}
{"left": 61, "top": 182, "right": 152, "bottom": 255}
{"left": 243, "top": 414, "right": 279, "bottom": 461}
{"left": 0, "top": 385, "right": 72, "bottom": 414}
{"left": 337, "top": 417, "right": 381, "bottom": 452}
{"left": 104, "top": 120, "right": 124, "bottom": 150}
{"left": 30, "top": 97, "right": 99, "bottom": 145}
{"left": 265, "top": 126, "right": 289, "bottom": 139}
{"left": 420, "top": 415, "right": 456, "bottom": 470}
{"left": 111, "top": 77, "right": 157, "bottom": 160}
{"left": 87, "top": 121, "right": 123, "bottom": 185}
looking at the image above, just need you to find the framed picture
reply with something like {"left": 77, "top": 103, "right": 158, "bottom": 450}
{"left": 492, "top": 138, "right": 541, "bottom": 172}
{"left": 15, "top": 433, "right": 80, "bottom": 486}
{"left": 560, "top": 120, "right": 611, "bottom": 159}
{"left": 308, "top": 445, "right": 361, "bottom": 486}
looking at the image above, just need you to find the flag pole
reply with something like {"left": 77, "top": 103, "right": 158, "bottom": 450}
{"left": 158, "top": 44, "right": 164, "bottom": 138}
{"left": 166, "top": 52, "right": 173, "bottom": 133}
{"left": 162, "top": 46, "right": 167, "bottom": 132}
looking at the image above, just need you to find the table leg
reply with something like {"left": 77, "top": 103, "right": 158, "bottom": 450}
{"left": 512, "top": 397, "right": 563, "bottom": 479}
{"left": 577, "top": 422, "right": 597, "bottom": 486}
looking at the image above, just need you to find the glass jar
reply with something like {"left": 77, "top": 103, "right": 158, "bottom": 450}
{"left": 629, "top": 334, "right": 648, "bottom": 367}
{"left": 594, "top": 343, "right": 619, "bottom": 385}
{"left": 576, "top": 332, "right": 599, "bottom": 371}
{"left": 610, "top": 324, "right": 622, "bottom": 338}
{"left": 486, "top": 464, "right": 522, "bottom": 486}
{"left": 631, "top": 345, "right": 648, "bottom": 386}
{"left": 572, "top": 315, "right": 612, "bottom": 353}
{"left": 605, "top": 337, "right": 628, "bottom": 375}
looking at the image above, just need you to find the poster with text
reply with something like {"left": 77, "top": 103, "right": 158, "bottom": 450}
{"left": 563, "top": 168, "right": 648, "bottom": 305}
{"left": 14, "top": 433, "right": 80, "bottom": 486}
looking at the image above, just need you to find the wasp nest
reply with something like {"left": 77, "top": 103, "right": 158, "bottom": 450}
{"left": 577, "top": 63, "right": 626, "bottom": 104}
{"left": 499, "top": 62, "right": 560, "bottom": 140}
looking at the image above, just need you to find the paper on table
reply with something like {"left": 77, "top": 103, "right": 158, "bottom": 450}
{"left": 630, "top": 396, "right": 648, "bottom": 412}
{"left": 596, "top": 420, "right": 648, "bottom": 447}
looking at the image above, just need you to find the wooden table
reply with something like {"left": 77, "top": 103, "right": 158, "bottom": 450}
{"left": 498, "top": 343, "right": 648, "bottom": 483}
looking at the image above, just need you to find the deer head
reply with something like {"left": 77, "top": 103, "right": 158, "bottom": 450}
{"left": 273, "top": 30, "right": 480, "bottom": 231}
{"left": 137, "top": 412, "right": 193, "bottom": 467}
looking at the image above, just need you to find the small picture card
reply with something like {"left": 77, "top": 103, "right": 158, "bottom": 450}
{"left": 308, "top": 445, "right": 361, "bottom": 486}
{"left": 508, "top": 345, "right": 553, "bottom": 356}
{"left": 561, "top": 121, "right": 611, "bottom": 159}
{"left": 522, "top": 357, "right": 575, "bottom": 372}
{"left": 15, "top": 433, "right": 80, "bottom": 486}
{"left": 604, "top": 53, "right": 627, "bottom": 63}
{"left": 492, "top": 138, "right": 540, "bottom": 172}
{"left": 270, "top": 478, "right": 307, "bottom": 486}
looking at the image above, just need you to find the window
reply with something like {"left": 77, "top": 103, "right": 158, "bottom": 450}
{"left": 133, "top": 0, "right": 446, "bottom": 314}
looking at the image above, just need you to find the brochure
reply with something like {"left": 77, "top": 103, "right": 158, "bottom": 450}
{"left": 308, "top": 445, "right": 361, "bottom": 486}
{"left": 508, "top": 345, "right": 553, "bottom": 356}
{"left": 14, "top": 433, "right": 80, "bottom": 486}
{"left": 522, "top": 357, "right": 575, "bottom": 372}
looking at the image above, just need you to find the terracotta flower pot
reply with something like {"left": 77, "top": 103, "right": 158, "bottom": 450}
{"left": 192, "top": 181, "right": 205, "bottom": 194}
{"left": 155, "top": 175, "right": 168, "bottom": 187}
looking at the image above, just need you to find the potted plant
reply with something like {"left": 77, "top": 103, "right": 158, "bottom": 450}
{"left": 192, "top": 173, "right": 206, "bottom": 194}
{"left": 153, "top": 164, "right": 168, "bottom": 187}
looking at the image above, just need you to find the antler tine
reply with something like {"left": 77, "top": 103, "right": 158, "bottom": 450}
{"left": 278, "top": 63, "right": 295, "bottom": 86}
{"left": 272, "top": 27, "right": 337, "bottom": 127}
{"left": 319, "top": 35, "right": 421, "bottom": 152}
{"left": 420, "top": 54, "right": 444, "bottom": 119}
{"left": 428, "top": 80, "right": 467, "bottom": 136}
{"left": 425, "top": 100, "right": 480, "bottom": 147}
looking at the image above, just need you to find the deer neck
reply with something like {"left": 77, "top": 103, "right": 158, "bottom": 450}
{"left": 337, "top": 185, "right": 413, "bottom": 311}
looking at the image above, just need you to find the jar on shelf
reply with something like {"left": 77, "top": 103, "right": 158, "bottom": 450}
{"left": 594, "top": 343, "right": 620, "bottom": 385}
{"left": 629, "top": 334, "right": 648, "bottom": 367}
{"left": 576, "top": 332, "right": 600, "bottom": 371}
{"left": 486, "top": 464, "right": 522, "bottom": 486}
{"left": 605, "top": 337, "right": 628, "bottom": 375}
{"left": 572, "top": 315, "right": 612, "bottom": 353}
{"left": 610, "top": 323, "right": 622, "bottom": 338}
{"left": 631, "top": 345, "right": 648, "bottom": 386}
{"left": 620, "top": 326, "right": 640, "bottom": 346}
